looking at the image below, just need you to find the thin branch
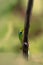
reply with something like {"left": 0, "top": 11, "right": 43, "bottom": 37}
{"left": 23, "top": 0, "right": 33, "bottom": 58}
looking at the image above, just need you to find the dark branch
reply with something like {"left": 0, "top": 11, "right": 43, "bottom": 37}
{"left": 23, "top": 0, "right": 33, "bottom": 58}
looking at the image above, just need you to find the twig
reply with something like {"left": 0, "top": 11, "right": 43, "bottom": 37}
{"left": 23, "top": 0, "right": 33, "bottom": 59}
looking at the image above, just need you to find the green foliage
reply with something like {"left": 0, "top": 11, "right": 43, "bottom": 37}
{"left": 0, "top": 0, "right": 18, "bottom": 16}
{"left": 30, "top": 34, "right": 43, "bottom": 54}
{"left": 12, "top": 44, "right": 22, "bottom": 53}
{"left": 30, "top": 21, "right": 41, "bottom": 36}
{"left": 0, "top": 10, "right": 43, "bottom": 54}
{"left": 0, "top": 24, "right": 8, "bottom": 39}
{"left": 0, "top": 47, "right": 5, "bottom": 52}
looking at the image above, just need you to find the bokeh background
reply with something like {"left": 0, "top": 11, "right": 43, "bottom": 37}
{"left": 0, "top": 0, "right": 43, "bottom": 65}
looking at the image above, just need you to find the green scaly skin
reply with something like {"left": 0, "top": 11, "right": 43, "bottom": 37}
{"left": 18, "top": 29, "right": 23, "bottom": 43}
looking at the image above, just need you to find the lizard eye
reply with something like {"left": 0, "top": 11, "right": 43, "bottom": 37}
{"left": 19, "top": 31, "right": 22, "bottom": 35}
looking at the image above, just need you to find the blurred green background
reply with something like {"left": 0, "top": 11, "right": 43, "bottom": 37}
{"left": 0, "top": 0, "right": 43, "bottom": 65}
